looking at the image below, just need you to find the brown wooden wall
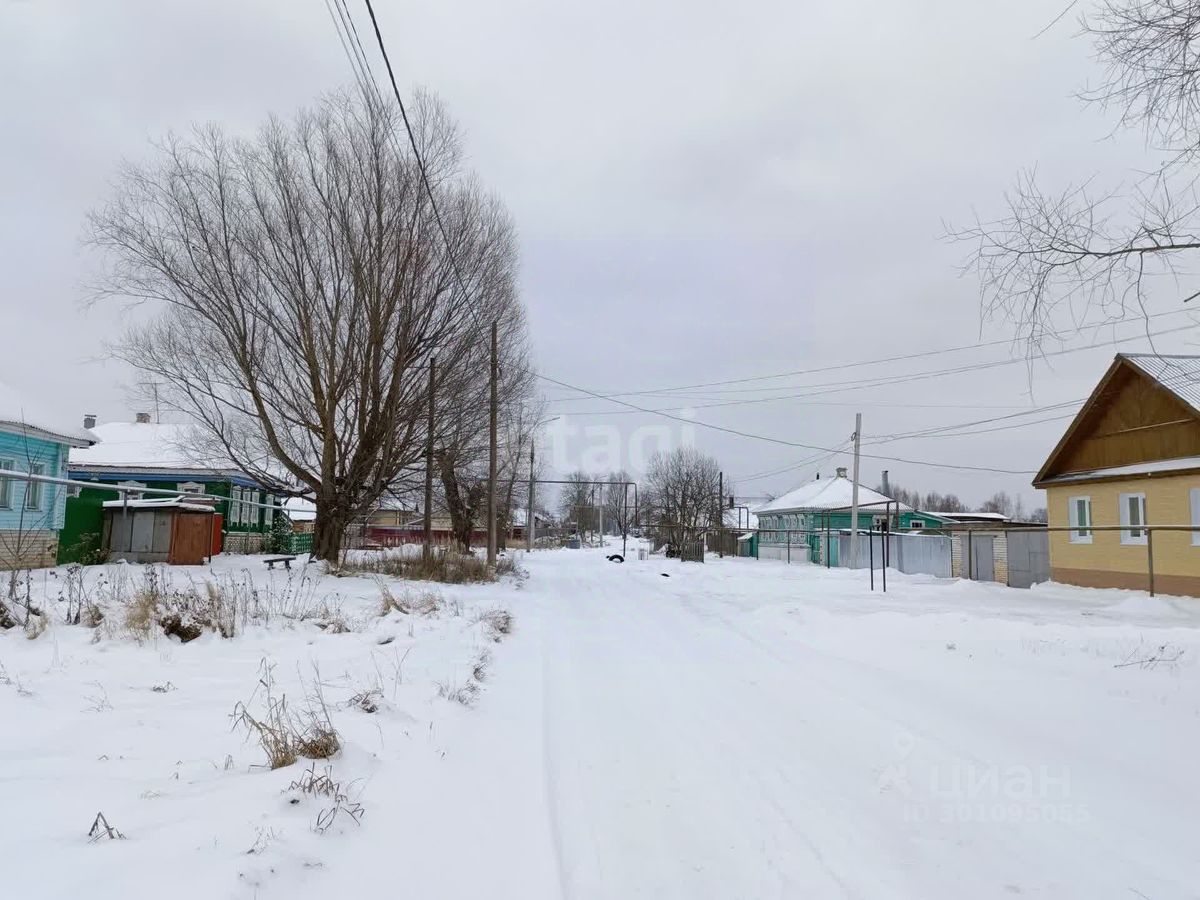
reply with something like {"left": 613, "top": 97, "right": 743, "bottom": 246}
{"left": 1051, "top": 364, "right": 1200, "bottom": 475}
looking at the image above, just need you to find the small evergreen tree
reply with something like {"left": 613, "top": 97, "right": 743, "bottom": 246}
{"left": 266, "top": 510, "right": 294, "bottom": 555}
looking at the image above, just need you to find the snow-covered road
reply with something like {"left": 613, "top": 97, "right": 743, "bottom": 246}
{"left": 471, "top": 546, "right": 1200, "bottom": 900}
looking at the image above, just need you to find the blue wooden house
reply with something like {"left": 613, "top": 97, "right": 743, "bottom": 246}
{"left": 0, "top": 383, "right": 94, "bottom": 569}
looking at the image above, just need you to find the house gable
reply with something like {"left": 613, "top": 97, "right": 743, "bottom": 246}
{"left": 1035, "top": 356, "right": 1200, "bottom": 485}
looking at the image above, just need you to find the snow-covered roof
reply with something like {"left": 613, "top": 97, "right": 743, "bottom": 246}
{"left": 755, "top": 474, "right": 908, "bottom": 515}
{"left": 70, "top": 422, "right": 246, "bottom": 475}
{"left": 1121, "top": 354, "right": 1200, "bottom": 413}
{"left": 0, "top": 380, "right": 94, "bottom": 446}
{"left": 101, "top": 497, "right": 216, "bottom": 513}
{"left": 1040, "top": 454, "right": 1200, "bottom": 485}
{"left": 284, "top": 496, "right": 317, "bottom": 522}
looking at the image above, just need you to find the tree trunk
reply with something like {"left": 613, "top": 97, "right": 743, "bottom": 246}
{"left": 438, "top": 451, "right": 472, "bottom": 553}
{"left": 312, "top": 497, "right": 350, "bottom": 563}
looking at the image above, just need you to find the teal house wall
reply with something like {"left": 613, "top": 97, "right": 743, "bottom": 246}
{"left": 0, "top": 390, "right": 94, "bottom": 569}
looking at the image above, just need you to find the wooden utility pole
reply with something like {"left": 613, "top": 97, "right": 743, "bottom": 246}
{"left": 718, "top": 471, "right": 724, "bottom": 558}
{"left": 487, "top": 322, "right": 498, "bottom": 566}
{"left": 850, "top": 412, "right": 862, "bottom": 570}
{"left": 423, "top": 357, "right": 435, "bottom": 561}
{"left": 526, "top": 443, "right": 536, "bottom": 552}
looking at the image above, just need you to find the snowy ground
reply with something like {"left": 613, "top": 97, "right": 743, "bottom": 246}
{"left": 3, "top": 546, "right": 1199, "bottom": 899}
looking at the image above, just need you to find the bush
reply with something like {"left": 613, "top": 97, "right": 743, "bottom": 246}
{"left": 339, "top": 548, "right": 523, "bottom": 584}
{"left": 377, "top": 583, "right": 444, "bottom": 616}
{"left": 231, "top": 660, "right": 340, "bottom": 769}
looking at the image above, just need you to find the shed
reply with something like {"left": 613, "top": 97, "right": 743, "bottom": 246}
{"left": 102, "top": 497, "right": 217, "bottom": 565}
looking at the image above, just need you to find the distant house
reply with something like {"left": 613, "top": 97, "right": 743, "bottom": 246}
{"left": 365, "top": 496, "right": 419, "bottom": 528}
{"left": 0, "top": 383, "right": 94, "bottom": 568}
{"left": 67, "top": 417, "right": 280, "bottom": 559}
{"left": 283, "top": 496, "right": 317, "bottom": 534}
{"left": 375, "top": 514, "right": 486, "bottom": 548}
{"left": 1034, "top": 353, "right": 1200, "bottom": 596}
{"left": 755, "top": 467, "right": 951, "bottom": 564}
{"left": 721, "top": 506, "right": 759, "bottom": 557}
{"left": 509, "top": 508, "right": 553, "bottom": 543}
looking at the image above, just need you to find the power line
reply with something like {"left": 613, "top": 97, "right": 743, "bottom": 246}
{"left": 545, "top": 307, "right": 1197, "bottom": 402}
{"left": 546, "top": 322, "right": 1195, "bottom": 416}
{"left": 534, "top": 371, "right": 1035, "bottom": 475}
{"left": 863, "top": 399, "right": 1084, "bottom": 445}
{"left": 353, "top": 0, "right": 490, "bottom": 340}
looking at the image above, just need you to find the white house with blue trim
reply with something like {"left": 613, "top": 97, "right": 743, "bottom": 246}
{"left": 0, "top": 382, "right": 94, "bottom": 568}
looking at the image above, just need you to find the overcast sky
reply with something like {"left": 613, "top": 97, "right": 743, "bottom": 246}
{"left": 4, "top": 0, "right": 1198, "bottom": 510}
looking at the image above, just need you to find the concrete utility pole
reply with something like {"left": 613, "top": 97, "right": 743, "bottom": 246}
{"left": 487, "top": 322, "right": 498, "bottom": 567}
{"left": 850, "top": 412, "right": 862, "bottom": 570}
{"left": 526, "top": 443, "right": 536, "bottom": 552}
{"left": 423, "top": 357, "right": 435, "bottom": 561}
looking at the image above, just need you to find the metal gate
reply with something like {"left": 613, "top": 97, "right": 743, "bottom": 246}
{"left": 679, "top": 538, "right": 705, "bottom": 562}
{"left": 969, "top": 535, "right": 995, "bottom": 581}
{"left": 1007, "top": 531, "right": 1050, "bottom": 589}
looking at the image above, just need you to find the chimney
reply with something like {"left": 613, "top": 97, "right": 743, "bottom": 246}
{"left": 83, "top": 414, "right": 96, "bottom": 430}
{"left": 881, "top": 470, "right": 890, "bottom": 495}
{"left": 135, "top": 412, "right": 152, "bottom": 424}
{"left": 836, "top": 466, "right": 848, "bottom": 478}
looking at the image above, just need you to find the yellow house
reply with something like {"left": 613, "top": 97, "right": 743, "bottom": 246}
{"left": 1034, "top": 353, "right": 1200, "bottom": 596}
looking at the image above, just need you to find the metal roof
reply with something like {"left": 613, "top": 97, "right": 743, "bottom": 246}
{"left": 1120, "top": 354, "right": 1200, "bottom": 413}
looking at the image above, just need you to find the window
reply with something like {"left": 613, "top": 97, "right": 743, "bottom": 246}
{"left": 178, "top": 481, "right": 204, "bottom": 495}
{"left": 908, "top": 519, "right": 926, "bottom": 530}
{"left": 0, "top": 459, "right": 12, "bottom": 509}
{"left": 1191, "top": 488, "right": 1200, "bottom": 547}
{"left": 117, "top": 480, "right": 146, "bottom": 501}
{"left": 25, "top": 463, "right": 44, "bottom": 510}
{"left": 230, "top": 487, "right": 243, "bottom": 526}
{"left": 1068, "top": 496, "right": 1092, "bottom": 544}
{"left": 1119, "top": 492, "right": 1147, "bottom": 545}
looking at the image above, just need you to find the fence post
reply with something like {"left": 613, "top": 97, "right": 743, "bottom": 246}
{"left": 787, "top": 530, "right": 791, "bottom": 565}
{"left": 882, "top": 520, "right": 888, "bottom": 593}
{"left": 1147, "top": 527, "right": 1156, "bottom": 597}
{"left": 869, "top": 525, "right": 874, "bottom": 591}
{"left": 967, "top": 530, "right": 973, "bottom": 580}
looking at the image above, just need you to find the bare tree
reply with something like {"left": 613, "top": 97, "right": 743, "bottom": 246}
{"left": 643, "top": 447, "right": 722, "bottom": 544}
{"left": 432, "top": 323, "right": 536, "bottom": 552}
{"left": 979, "top": 491, "right": 1016, "bottom": 517}
{"left": 558, "top": 471, "right": 593, "bottom": 525}
{"left": 602, "top": 469, "right": 633, "bottom": 535}
{"left": 954, "top": 1, "right": 1200, "bottom": 344}
{"left": 88, "top": 91, "right": 523, "bottom": 560}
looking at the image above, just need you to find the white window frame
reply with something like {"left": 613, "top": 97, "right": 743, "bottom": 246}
{"left": 178, "top": 481, "right": 204, "bottom": 495}
{"left": 1190, "top": 488, "right": 1200, "bottom": 547}
{"left": 0, "top": 459, "right": 12, "bottom": 509}
{"left": 25, "top": 462, "right": 45, "bottom": 510}
{"left": 908, "top": 519, "right": 926, "bottom": 530}
{"left": 1068, "top": 495, "right": 1093, "bottom": 544}
{"left": 1119, "top": 492, "right": 1147, "bottom": 545}
{"left": 230, "top": 487, "right": 243, "bottom": 526}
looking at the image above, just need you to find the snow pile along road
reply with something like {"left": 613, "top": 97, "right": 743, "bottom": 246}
{"left": 0, "top": 555, "right": 538, "bottom": 899}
